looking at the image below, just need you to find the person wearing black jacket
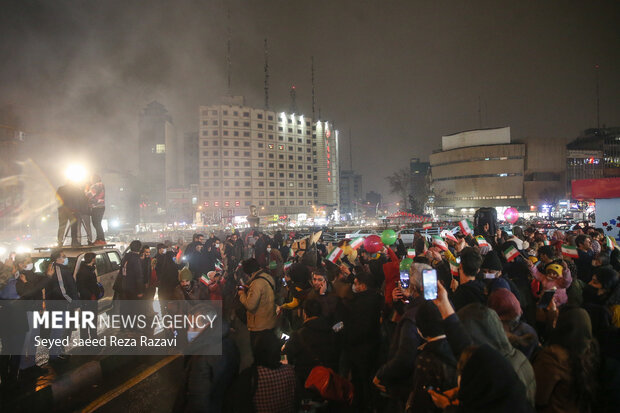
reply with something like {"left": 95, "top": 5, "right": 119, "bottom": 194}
{"left": 284, "top": 299, "right": 340, "bottom": 393}
{"left": 47, "top": 249, "right": 78, "bottom": 364}
{"left": 56, "top": 182, "right": 86, "bottom": 247}
{"left": 122, "top": 240, "right": 144, "bottom": 300}
{"left": 450, "top": 247, "right": 486, "bottom": 311}
{"left": 343, "top": 271, "right": 383, "bottom": 412}
{"left": 76, "top": 252, "right": 99, "bottom": 340}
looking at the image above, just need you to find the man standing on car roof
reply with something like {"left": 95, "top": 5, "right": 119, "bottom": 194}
{"left": 56, "top": 181, "right": 87, "bottom": 247}
{"left": 86, "top": 174, "right": 106, "bottom": 245}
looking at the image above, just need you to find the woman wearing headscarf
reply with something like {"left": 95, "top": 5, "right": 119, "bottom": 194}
{"left": 533, "top": 307, "right": 600, "bottom": 413}
{"left": 428, "top": 344, "right": 533, "bottom": 413}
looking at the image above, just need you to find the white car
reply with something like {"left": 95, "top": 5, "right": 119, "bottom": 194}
{"left": 344, "top": 229, "right": 378, "bottom": 239}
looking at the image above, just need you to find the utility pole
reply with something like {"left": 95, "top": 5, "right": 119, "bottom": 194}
{"left": 226, "top": 7, "right": 232, "bottom": 96}
{"left": 289, "top": 85, "right": 297, "bottom": 113}
{"left": 311, "top": 56, "right": 315, "bottom": 120}
{"left": 595, "top": 64, "right": 600, "bottom": 128}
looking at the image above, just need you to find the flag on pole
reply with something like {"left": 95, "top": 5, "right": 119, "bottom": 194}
{"left": 283, "top": 261, "right": 293, "bottom": 271}
{"left": 606, "top": 236, "right": 618, "bottom": 250}
{"left": 350, "top": 237, "right": 364, "bottom": 250}
{"left": 475, "top": 236, "right": 490, "bottom": 248}
{"left": 432, "top": 235, "right": 449, "bottom": 251}
{"left": 459, "top": 219, "right": 473, "bottom": 236}
{"left": 561, "top": 244, "right": 579, "bottom": 259}
{"left": 200, "top": 274, "right": 210, "bottom": 286}
{"left": 407, "top": 249, "right": 416, "bottom": 258}
{"left": 504, "top": 245, "right": 520, "bottom": 262}
{"left": 215, "top": 259, "right": 223, "bottom": 271}
{"left": 423, "top": 223, "right": 432, "bottom": 230}
{"left": 443, "top": 231, "right": 458, "bottom": 243}
{"left": 326, "top": 247, "right": 343, "bottom": 263}
{"left": 449, "top": 260, "right": 459, "bottom": 277}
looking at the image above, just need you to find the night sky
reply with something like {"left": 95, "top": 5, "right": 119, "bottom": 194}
{"left": 0, "top": 0, "right": 618, "bottom": 198}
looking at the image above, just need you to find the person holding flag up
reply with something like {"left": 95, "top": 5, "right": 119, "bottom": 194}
{"left": 449, "top": 247, "right": 486, "bottom": 311}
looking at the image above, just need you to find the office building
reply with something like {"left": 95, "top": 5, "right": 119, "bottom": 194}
{"left": 339, "top": 170, "right": 362, "bottom": 216}
{"left": 198, "top": 96, "right": 339, "bottom": 220}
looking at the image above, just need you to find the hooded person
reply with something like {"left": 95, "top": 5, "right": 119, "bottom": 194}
{"left": 488, "top": 288, "right": 539, "bottom": 359}
{"left": 452, "top": 303, "right": 536, "bottom": 406}
{"left": 406, "top": 300, "right": 458, "bottom": 413}
{"left": 533, "top": 307, "right": 600, "bottom": 413}
{"left": 440, "top": 344, "right": 533, "bottom": 413}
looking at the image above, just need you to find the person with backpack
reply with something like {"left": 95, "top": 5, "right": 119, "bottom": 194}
{"left": 238, "top": 258, "right": 278, "bottom": 353}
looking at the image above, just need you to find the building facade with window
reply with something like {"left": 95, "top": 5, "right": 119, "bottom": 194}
{"left": 430, "top": 127, "right": 526, "bottom": 214}
{"left": 198, "top": 96, "right": 339, "bottom": 219}
{"left": 339, "top": 170, "right": 362, "bottom": 216}
{"left": 137, "top": 101, "right": 178, "bottom": 222}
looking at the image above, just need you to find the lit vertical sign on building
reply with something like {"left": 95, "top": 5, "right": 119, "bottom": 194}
{"left": 325, "top": 125, "right": 331, "bottom": 183}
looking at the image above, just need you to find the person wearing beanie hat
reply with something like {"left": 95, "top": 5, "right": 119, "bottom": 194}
{"left": 488, "top": 288, "right": 539, "bottom": 359}
{"left": 172, "top": 266, "right": 208, "bottom": 303}
{"left": 481, "top": 250, "right": 523, "bottom": 306}
{"left": 406, "top": 300, "right": 458, "bottom": 413}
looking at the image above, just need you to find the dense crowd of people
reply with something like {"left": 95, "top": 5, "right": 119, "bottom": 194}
{"left": 1, "top": 223, "right": 620, "bottom": 412}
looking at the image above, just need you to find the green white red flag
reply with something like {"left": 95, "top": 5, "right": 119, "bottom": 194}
{"left": 504, "top": 245, "right": 519, "bottom": 262}
{"left": 443, "top": 231, "right": 458, "bottom": 243}
{"left": 606, "top": 236, "right": 618, "bottom": 250}
{"left": 407, "top": 249, "right": 416, "bottom": 258}
{"left": 561, "top": 244, "right": 579, "bottom": 259}
{"left": 200, "top": 274, "right": 210, "bottom": 286}
{"left": 476, "top": 236, "right": 490, "bottom": 248}
{"left": 350, "top": 237, "right": 364, "bottom": 250}
{"left": 459, "top": 219, "right": 473, "bottom": 236}
{"left": 326, "top": 247, "right": 343, "bottom": 263}
{"left": 449, "top": 260, "right": 459, "bottom": 277}
{"left": 432, "top": 235, "right": 448, "bottom": 251}
{"left": 423, "top": 223, "right": 432, "bottom": 230}
{"left": 215, "top": 260, "right": 223, "bottom": 271}
{"left": 283, "top": 261, "right": 293, "bottom": 271}
{"left": 543, "top": 240, "right": 550, "bottom": 246}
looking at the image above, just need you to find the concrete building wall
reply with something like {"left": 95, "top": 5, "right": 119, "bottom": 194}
{"left": 430, "top": 143, "right": 525, "bottom": 208}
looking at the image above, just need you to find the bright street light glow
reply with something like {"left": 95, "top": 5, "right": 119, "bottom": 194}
{"left": 65, "top": 164, "right": 88, "bottom": 183}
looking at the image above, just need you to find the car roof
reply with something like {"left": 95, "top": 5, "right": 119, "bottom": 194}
{"left": 31, "top": 245, "right": 121, "bottom": 258}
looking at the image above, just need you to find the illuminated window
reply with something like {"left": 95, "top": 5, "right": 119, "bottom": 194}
{"left": 156, "top": 144, "right": 165, "bottom": 153}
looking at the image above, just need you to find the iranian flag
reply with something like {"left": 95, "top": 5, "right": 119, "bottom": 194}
{"left": 476, "top": 236, "right": 490, "bottom": 248}
{"left": 200, "top": 274, "right": 210, "bottom": 286}
{"left": 443, "top": 231, "right": 458, "bottom": 243}
{"left": 407, "top": 249, "right": 416, "bottom": 258}
{"left": 432, "top": 235, "right": 448, "bottom": 251}
{"left": 449, "top": 260, "right": 459, "bottom": 277}
{"left": 561, "top": 244, "right": 579, "bottom": 259}
{"left": 283, "top": 261, "right": 293, "bottom": 271}
{"left": 326, "top": 247, "right": 343, "bottom": 263}
{"left": 215, "top": 260, "right": 223, "bottom": 271}
{"left": 606, "top": 236, "right": 618, "bottom": 250}
{"left": 459, "top": 219, "right": 474, "bottom": 236}
{"left": 543, "top": 240, "right": 550, "bottom": 246}
{"left": 423, "top": 223, "right": 432, "bottom": 230}
{"left": 504, "top": 245, "right": 520, "bottom": 262}
{"left": 350, "top": 237, "right": 364, "bottom": 250}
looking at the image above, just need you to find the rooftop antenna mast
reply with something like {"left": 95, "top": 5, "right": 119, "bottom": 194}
{"left": 226, "top": 6, "right": 232, "bottom": 96}
{"left": 311, "top": 56, "right": 316, "bottom": 120}
{"left": 478, "top": 96, "right": 482, "bottom": 129}
{"left": 595, "top": 64, "right": 600, "bottom": 128}
{"left": 264, "top": 38, "right": 269, "bottom": 109}
{"left": 289, "top": 85, "right": 297, "bottom": 113}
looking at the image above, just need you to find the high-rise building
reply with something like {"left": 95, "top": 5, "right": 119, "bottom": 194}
{"left": 183, "top": 131, "right": 199, "bottom": 186}
{"left": 339, "top": 170, "right": 362, "bottom": 216}
{"left": 0, "top": 125, "right": 25, "bottom": 232}
{"left": 409, "top": 157, "right": 430, "bottom": 212}
{"left": 137, "top": 101, "right": 177, "bottom": 223}
{"left": 197, "top": 97, "right": 339, "bottom": 221}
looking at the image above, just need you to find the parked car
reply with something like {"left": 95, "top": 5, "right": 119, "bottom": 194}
{"left": 31, "top": 245, "right": 122, "bottom": 313}
{"left": 344, "top": 229, "right": 378, "bottom": 239}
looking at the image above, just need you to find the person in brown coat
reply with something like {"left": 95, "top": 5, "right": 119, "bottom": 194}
{"left": 533, "top": 307, "right": 599, "bottom": 413}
